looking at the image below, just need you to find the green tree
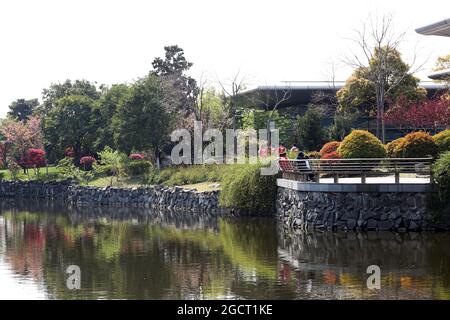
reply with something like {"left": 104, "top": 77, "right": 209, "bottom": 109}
{"left": 94, "top": 146, "right": 127, "bottom": 185}
{"left": 292, "top": 107, "right": 326, "bottom": 151}
{"left": 195, "top": 87, "right": 231, "bottom": 130}
{"left": 43, "top": 95, "right": 97, "bottom": 162}
{"left": 92, "top": 84, "right": 130, "bottom": 151}
{"left": 434, "top": 54, "right": 450, "bottom": 84}
{"left": 113, "top": 75, "right": 170, "bottom": 168}
{"left": 338, "top": 47, "right": 426, "bottom": 136}
{"left": 38, "top": 79, "right": 101, "bottom": 116}
{"left": 241, "top": 109, "right": 291, "bottom": 145}
{"left": 434, "top": 54, "right": 450, "bottom": 71}
{"left": 7, "top": 98, "right": 39, "bottom": 122}
{"left": 328, "top": 109, "right": 358, "bottom": 141}
{"left": 151, "top": 45, "right": 198, "bottom": 118}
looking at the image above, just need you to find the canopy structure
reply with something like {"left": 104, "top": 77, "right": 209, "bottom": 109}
{"left": 415, "top": 18, "right": 449, "bottom": 80}
{"left": 415, "top": 18, "right": 450, "bottom": 37}
{"left": 428, "top": 69, "right": 450, "bottom": 81}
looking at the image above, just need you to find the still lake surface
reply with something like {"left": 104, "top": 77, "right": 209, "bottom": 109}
{"left": 0, "top": 201, "right": 449, "bottom": 300}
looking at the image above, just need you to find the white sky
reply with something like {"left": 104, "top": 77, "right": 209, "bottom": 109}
{"left": 0, "top": 0, "right": 449, "bottom": 117}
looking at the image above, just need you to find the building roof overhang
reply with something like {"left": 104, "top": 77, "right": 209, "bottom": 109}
{"left": 415, "top": 18, "right": 450, "bottom": 36}
{"left": 239, "top": 81, "right": 448, "bottom": 109}
{"left": 428, "top": 69, "right": 450, "bottom": 80}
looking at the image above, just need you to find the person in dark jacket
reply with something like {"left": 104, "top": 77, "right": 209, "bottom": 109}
{"left": 296, "top": 151, "right": 313, "bottom": 181}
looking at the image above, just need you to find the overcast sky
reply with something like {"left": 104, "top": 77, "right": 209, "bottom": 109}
{"left": 0, "top": 0, "right": 449, "bottom": 117}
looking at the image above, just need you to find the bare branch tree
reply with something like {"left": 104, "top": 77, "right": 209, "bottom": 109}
{"left": 216, "top": 70, "right": 247, "bottom": 154}
{"left": 343, "top": 13, "right": 426, "bottom": 142}
{"left": 252, "top": 82, "right": 292, "bottom": 147}
{"left": 193, "top": 73, "right": 208, "bottom": 122}
{"left": 217, "top": 70, "right": 247, "bottom": 132}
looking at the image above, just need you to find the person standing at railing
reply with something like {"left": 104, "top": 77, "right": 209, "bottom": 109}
{"left": 279, "top": 146, "right": 288, "bottom": 160}
{"left": 296, "top": 151, "right": 314, "bottom": 181}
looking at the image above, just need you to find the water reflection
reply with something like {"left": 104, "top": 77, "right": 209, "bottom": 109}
{"left": 278, "top": 225, "right": 450, "bottom": 299}
{"left": 0, "top": 200, "right": 449, "bottom": 300}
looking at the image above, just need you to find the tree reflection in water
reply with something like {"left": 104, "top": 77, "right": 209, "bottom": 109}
{"left": 0, "top": 200, "right": 449, "bottom": 299}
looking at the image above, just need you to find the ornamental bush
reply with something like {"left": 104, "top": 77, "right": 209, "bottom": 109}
{"left": 94, "top": 147, "right": 128, "bottom": 185}
{"left": 80, "top": 156, "right": 96, "bottom": 170}
{"left": 433, "top": 130, "right": 450, "bottom": 153}
{"left": 306, "top": 151, "right": 321, "bottom": 159}
{"left": 337, "top": 130, "right": 386, "bottom": 158}
{"left": 7, "top": 158, "right": 21, "bottom": 180}
{"left": 219, "top": 163, "right": 277, "bottom": 213}
{"left": 129, "top": 153, "right": 144, "bottom": 160}
{"left": 305, "top": 151, "right": 320, "bottom": 159}
{"left": 322, "top": 151, "right": 341, "bottom": 159}
{"left": 57, "top": 157, "right": 80, "bottom": 180}
{"left": 320, "top": 141, "right": 341, "bottom": 158}
{"left": 125, "top": 160, "right": 152, "bottom": 176}
{"left": 394, "top": 132, "right": 438, "bottom": 158}
{"left": 385, "top": 137, "right": 404, "bottom": 158}
{"left": 432, "top": 151, "right": 450, "bottom": 206}
{"left": 64, "top": 146, "right": 75, "bottom": 157}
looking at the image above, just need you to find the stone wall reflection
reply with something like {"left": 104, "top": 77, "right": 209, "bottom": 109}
{"left": 278, "top": 224, "right": 450, "bottom": 273}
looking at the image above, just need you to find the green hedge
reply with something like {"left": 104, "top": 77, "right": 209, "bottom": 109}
{"left": 433, "top": 130, "right": 450, "bottom": 153}
{"left": 432, "top": 151, "right": 450, "bottom": 207}
{"left": 337, "top": 130, "right": 386, "bottom": 158}
{"left": 219, "top": 163, "right": 277, "bottom": 213}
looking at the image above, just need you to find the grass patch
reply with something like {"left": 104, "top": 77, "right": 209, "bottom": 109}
{"left": 0, "top": 166, "right": 60, "bottom": 181}
{"left": 146, "top": 164, "right": 231, "bottom": 187}
{"left": 180, "top": 182, "right": 221, "bottom": 192}
{"left": 82, "top": 175, "right": 147, "bottom": 187}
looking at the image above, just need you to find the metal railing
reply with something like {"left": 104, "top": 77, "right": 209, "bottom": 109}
{"left": 278, "top": 158, "right": 433, "bottom": 184}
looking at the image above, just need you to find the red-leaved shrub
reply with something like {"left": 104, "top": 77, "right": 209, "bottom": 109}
{"left": 129, "top": 153, "right": 144, "bottom": 160}
{"left": 64, "top": 146, "right": 75, "bottom": 157}
{"left": 320, "top": 141, "right": 341, "bottom": 158}
{"left": 22, "top": 148, "right": 46, "bottom": 168}
{"left": 321, "top": 151, "right": 341, "bottom": 159}
{"left": 80, "top": 156, "right": 96, "bottom": 170}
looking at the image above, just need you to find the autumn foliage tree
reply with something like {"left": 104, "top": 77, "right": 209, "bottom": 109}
{"left": 385, "top": 95, "right": 450, "bottom": 133}
{"left": 0, "top": 116, "right": 44, "bottom": 171}
{"left": 22, "top": 148, "right": 46, "bottom": 168}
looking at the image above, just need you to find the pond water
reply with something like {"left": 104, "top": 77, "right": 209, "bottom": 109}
{"left": 0, "top": 201, "right": 450, "bottom": 300}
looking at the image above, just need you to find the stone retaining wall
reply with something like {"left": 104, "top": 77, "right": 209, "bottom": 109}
{"left": 0, "top": 180, "right": 234, "bottom": 214}
{"left": 277, "top": 187, "right": 450, "bottom": 231}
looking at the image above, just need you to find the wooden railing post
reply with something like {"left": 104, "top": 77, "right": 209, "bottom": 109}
{"left": 360, "top": 161, "right": 366, "bottom": 184}
{"left": 315, "top": 173, "right": 320, "bottom": 183}
{"left": 429, "top": 161, "right": 434, "bottom": 184}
